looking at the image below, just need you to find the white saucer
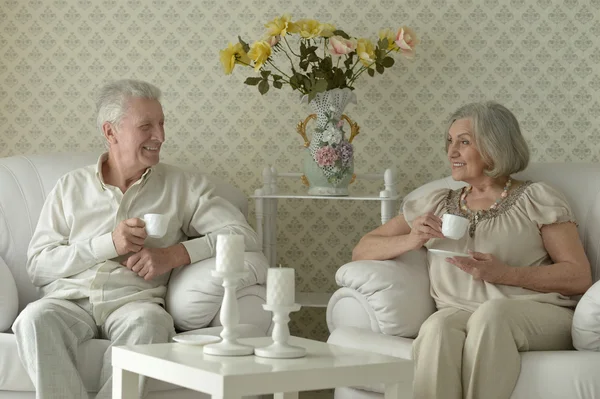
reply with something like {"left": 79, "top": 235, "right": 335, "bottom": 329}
{"left": 172, "top": 334, "right": 221, "bottom": 346}
{"left": 428, "top": 248, "right": 470, "bottom": 258}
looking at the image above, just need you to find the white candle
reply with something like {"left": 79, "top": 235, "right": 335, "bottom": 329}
{"left": 266, "top": 267, "right": 295, "bottom": 306}
{"left": 215, "top": 234, "right": 245, "bottom": 273}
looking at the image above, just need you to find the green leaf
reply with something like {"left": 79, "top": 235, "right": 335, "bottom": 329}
{"left": 307, "top": 53, "right": 320, "bottom": 63}
{"left": 367, "top": 68, "right": 375, "bottom": 77}
{"left": 244, "top": 77, "right": 262, "bottom": 86}
{"left": 238, "top": 36, "right": 250, "bottom": 53}
{"left": 314, "top": 79, "right": 328, "bottom": 93}
{"left": 258, "top": 80, "right": 270, "bottom": 95}
{"left": 273, "top": 81, "right": 283, "bottom": 89}
{"left": 382, "top": 57, "right": 395, "bottom": 68}
{"left": 299, "top": 59, "right": 310, "bottom": 71}
{"left": 333, "top": 68, "right": 346, "bottom": 88}
{"left": 300, "top": 41, "right": 307, "bottom": 56}
{"left": 378, "top": 38, "right": 389, "bottom": 50}
{"left": 260, "top": 70, "right": 271, "bottom": 78}
{"left": 272, "top": 74, "right": 282, "bottom": 81}
{"left": 321, "top": 56, "right": 333, "bottom": 70}
{"left": 302, "top": 75, "right": 312, "bottom": 91}
{"left": 333, "top": 30, "right": 350, "bottom": 39}
{"left": 289, "top": 74, "right": 300, "bottom": 89}
{"left": 293, "top": 72, "right": 308, "bottom": 91}
{"left": 343, "top": 57, "right": 353, "bottom": 69}
{"left": 376, "top": 64, "right": 384, "bottom": 74}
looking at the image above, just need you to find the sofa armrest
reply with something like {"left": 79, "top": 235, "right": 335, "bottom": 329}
{"left": 332, "top": 248, "right": 435, "bottom": 338}
{"left": 0, "top": 256, "right": 18, "bottom": 332}
{"left": 166, "top": 252, "right": 268, "bottom": 331}
{"left": 572, "top": 280, "right": 600, "bottom": 351}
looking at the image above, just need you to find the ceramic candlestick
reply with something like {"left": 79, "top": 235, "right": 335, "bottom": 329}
{"left": 254, "top": 303, "right": 306, "bottom": 359}
{"left": 203, "top": 270, "right": 254, "bottom": 356}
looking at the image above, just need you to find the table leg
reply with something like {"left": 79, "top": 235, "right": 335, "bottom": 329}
{"left": 274, "top": 393, "right": 298, "bottom": 399}
{"left": 112, "top": 366, "right": 138, "bottom": 399}
{"left": 384, "top": 383, "right": 400, "bottom": 399}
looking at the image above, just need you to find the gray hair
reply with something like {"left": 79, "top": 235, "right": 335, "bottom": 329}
{"left": 445, "top": 101, "right": 530, "bottom": 178}
{"left": 95, "top": 79, "right": 162, "bottom": 135}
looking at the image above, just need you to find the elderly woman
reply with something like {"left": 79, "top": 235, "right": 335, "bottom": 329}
{"left": 352, "top": 101, "right": 592, "bottom": 399}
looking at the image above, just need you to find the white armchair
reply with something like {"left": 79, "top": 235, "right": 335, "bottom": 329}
{"left": 327, "top": 162, "right": 600, "bottom": 399}
{"left": 0, "top": 152, "right": 271, "bottom": 399}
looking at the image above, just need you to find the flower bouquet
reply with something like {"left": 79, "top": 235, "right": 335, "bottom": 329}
{"left": 219, "top": 15, "right": 418, "bottom": 195}
{"left": 219, "top": 14, "right": 419, "bottom": 102}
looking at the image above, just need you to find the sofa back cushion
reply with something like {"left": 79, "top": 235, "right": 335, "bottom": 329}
{"left": 402, "top": 163, "right": 600, "bottom": 282}
{"left": 0, "top": 152, "right": 249, "bottom": 312}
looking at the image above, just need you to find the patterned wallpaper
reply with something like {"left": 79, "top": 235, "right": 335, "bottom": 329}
{"left": 1, "top": 0, "right": 599, "bottom": 341}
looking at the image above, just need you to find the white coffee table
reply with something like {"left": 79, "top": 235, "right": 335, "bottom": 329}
{"left": 112, "top": 336, "right": 411, "bottom": 399}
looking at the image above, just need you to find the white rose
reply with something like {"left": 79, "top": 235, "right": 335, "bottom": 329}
{"left": 323, "top": 126, "right": 342, "bottom": 144}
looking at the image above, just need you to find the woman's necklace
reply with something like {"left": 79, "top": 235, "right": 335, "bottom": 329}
{"left": 459, "top": 177, "right": 512, "bottom": 237}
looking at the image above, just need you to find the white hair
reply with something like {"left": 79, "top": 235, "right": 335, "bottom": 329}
{"left": 445, "top": 101, "right": 530, "bottom": 178}
{"left": 95, "top": 79, "right": 162, "bottom": 137}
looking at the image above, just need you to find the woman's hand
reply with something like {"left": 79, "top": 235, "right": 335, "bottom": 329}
{"left": 408, "top": 213, "right": 445, "bottom": 249}
{"left": 446, "top": 250, "right": 510, "bottom": 284}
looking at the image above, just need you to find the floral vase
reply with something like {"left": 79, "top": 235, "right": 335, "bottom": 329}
{"left": 299, "top": 88, "right": 358, "bottom": 196}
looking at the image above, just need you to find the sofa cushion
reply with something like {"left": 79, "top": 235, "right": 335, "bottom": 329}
{"left": 512, "top": 350, "right": 600, "bottom": 399}
{"left": 572, "top": 279, "right": 600, "bottom": 351}
{"left": 0, "top": 257, "right": 18, "bottom": 332}
{"left": 166, "top": 252, "right": 268, "bottom": 331}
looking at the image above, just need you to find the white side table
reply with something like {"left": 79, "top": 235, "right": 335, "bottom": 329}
{"left": 251, "top": 167, "right": 400, "bottom": 307}
{"left": 112, "top": 336, "right": 411, "bottom": 399}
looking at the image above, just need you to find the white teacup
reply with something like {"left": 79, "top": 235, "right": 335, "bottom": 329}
{"left": 441, "top": 214, "right": 469, "bottom": 240}
{"left": 143, "top": 214, "right": 168, "bottom": 238}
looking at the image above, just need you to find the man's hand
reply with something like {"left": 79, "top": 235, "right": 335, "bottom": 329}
{"left": 112, "top": 218, "right": 147, "bottom": 256}
{"left": 446, "top": 250, "right": 510, "bottom": 284}
{"left": 121, "top": 244, "right": 190, "bottom": 281}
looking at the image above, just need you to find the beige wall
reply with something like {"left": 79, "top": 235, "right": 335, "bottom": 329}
{"left": 1, "top": 0, "right": 599, "bottom": 340}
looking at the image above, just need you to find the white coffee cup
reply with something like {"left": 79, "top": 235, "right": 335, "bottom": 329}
{"left": 441, "top": 214, "right": 469, "bottom": 240}
{"left": 143, "top": 214, "right": 168, "bottom": 238}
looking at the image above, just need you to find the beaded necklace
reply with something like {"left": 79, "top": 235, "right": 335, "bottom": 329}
{"left": 459, "top": 177, "right": 512, "bottom": 236}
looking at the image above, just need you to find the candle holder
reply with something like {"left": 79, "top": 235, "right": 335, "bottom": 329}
{"left": 203, "top": 270, "right": 254, "bottom": 356}
{"left": 254, "top": 303, "right": 306, "bottom": 359}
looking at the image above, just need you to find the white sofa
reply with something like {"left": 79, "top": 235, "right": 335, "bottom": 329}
{"left": 327, "top": 163, "right": 600, "bottom": 399}
{"left": 0, "top": 152, "right": 272, "bottom": 399}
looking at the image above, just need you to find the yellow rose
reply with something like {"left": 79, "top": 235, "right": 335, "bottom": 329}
{"left": 265, "top": 35, "right": 280, "bottom": 47}
{"left": 248, "top": 41, "right": 272, "bottom": 72}
{"left": 319, "top": 23, "right": 336, "bottom": 38}
{"left": 265, "top": 14, "right": 296, "bottom": 37}
{"left": 293, "top": 19, "right": 323, "bottom": 38}
{"left": 378, "top": 28, "right": 399, "bottom": 51}
{"left": 357, "top": 38, "right": 376, "bottom": 67}
{"left": 219, "top": 42, "right": 251, "bottom": 75}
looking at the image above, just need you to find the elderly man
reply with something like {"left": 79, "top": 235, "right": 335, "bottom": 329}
{"left": 13, "top": 79, "right": 261, "bottom": 399}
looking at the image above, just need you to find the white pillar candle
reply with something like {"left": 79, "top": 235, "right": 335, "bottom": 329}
{"left": 216, "top": 234, "right": 245, "bottom": 273}
{"left": 266, "top": 267, "right": 295, "bottom": 306}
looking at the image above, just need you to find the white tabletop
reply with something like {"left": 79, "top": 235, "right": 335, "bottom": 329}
{"left": 112, "top": 336, "right": 411, "bottom": 398}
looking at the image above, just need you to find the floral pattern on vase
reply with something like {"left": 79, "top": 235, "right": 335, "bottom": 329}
{"left": 302, "top": 88, "right": 357, "bottom": 196}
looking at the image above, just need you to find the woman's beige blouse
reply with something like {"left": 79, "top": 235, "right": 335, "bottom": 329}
{"left": 402, "top": 181, "right": 578, "bottom": 312}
